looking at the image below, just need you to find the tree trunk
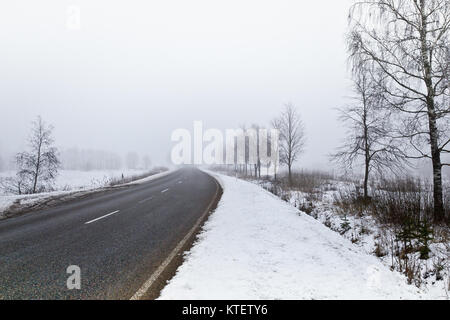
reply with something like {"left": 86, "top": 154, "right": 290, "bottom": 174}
{"left": 363, "top": 160, "right": 369, "bottom": 200}
{"left": 288, "top": 165, "right": 292, "bottom": 187}
{"left": 258, "top": 161, "right": 261, "bottom": 178}
{"left": 32, "top": 141, "right": 42, "bottom": 194}
{"left": 33, "top": 157, "right": 40, "bottom": 194}
{"left": 419, "top": 2, "right": 444, "bottom": 221}
{"left": 428, "top": 110, "right": 444, "bottom": 222}
{"left": 363, "top": 103, "right": 369, "bottom": 200}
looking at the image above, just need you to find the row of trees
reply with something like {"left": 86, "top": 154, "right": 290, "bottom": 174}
{"left": 60, "top": 148, "right": 122, "bottom": 171}
{"left": 333, "top": 0, "right": 449, "bottom": 222}
{"left": 124, "top": 152, "right": 152, "bottom": 170}
{"left": 227, "top": 103, "right": 306, "bottom": 186}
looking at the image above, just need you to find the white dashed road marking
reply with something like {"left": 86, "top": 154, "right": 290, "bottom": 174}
{"left": 85, "top": 210, "right": 120, "bottom": 225}
{"left": 138, "top": 197, "right": 153, "bottom": 204}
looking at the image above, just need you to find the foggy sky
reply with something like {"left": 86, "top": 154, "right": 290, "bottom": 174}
{"left": 1, "top": 0, "right": 357, "bottom": 169}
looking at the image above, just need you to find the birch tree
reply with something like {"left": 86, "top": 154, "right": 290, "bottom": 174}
{"left": 16, "top": 116, "right": 60, "bottom": 194}
{"left": 332, "top": 62, "right": 405, "bottom": 199}
{"left": 348, "top": 0, "right": 450, "bottom": 221}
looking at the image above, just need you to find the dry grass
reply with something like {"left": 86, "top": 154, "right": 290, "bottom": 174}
{"left": 284, "top": 170, "right": 334, "bottom": 193}
{"left": 333, "top": 176, "right": 449, "bottom": 286}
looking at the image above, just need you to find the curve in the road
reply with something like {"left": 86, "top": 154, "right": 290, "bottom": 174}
{"left": 0, "top": 167, "right": 221, "bottom": 300}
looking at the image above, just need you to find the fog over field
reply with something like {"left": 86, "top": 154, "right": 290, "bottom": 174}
{"left": 0, "top": 0, "right": 448, "bottom": 178}
{"left": 0, "top": 0, "right": 356, "bottom": 170}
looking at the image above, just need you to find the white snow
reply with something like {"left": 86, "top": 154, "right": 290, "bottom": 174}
{"left": 55, "top": 169, "right": 148, "bottom": 190}
{"left": 159, "top": 172, "right": 434, "bottom": 300}
{"left": 120, "top": 169, "right": 176, "bottom": 186}
{"left": 0, "top": 168, "right": 174, "bottom": 218}
{"left": 0, "top": 190, "right": 75, "bottom": 219}
{"left": 0, "top": 169, "right": 150, "bottom": 194}
{"left": 282, "top": 181, "right": 449, "bottom": 299}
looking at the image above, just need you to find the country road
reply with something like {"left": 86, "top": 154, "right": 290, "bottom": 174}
{"left": 0, "top": 168, "right": 220, "bottom": 299}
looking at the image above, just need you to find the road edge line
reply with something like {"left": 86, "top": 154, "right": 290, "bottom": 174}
{"left": 130, "top": 174, "right": 222, "bottom": 300}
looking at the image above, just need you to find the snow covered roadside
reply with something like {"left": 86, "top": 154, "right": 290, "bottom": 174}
{"left": 159, "top": 172, "right": 433, "bottom": 300}
{"left": 120, "top": 168, "right": 176, "bottom": 186}
{"left": 0, "top": 169, "right": 154, "bottom": 193}
{"left": 0, "top": 191, "right": 74, "bottom": 218}
{"left": 0, "top": 168, "right": 175, "bottom": 219}
{"left": 284, "top": 183, "right": 449, "bottom": 299}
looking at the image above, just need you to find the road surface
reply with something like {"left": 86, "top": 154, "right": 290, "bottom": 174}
{"left": 0, "top": 167, "right": 220, "bottom": 299}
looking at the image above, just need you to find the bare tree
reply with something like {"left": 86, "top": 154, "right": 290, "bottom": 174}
{"left": 15, "top": 116, "right": 60, "bottom": 194}
{"left": 348, "top": 0, "right": 450, "bottom": 221}
{"left": 332, "top": 62, "right": 405, "bottom": 199}
{"left": 272, "top": 103, "right": 306, "bottom": 186}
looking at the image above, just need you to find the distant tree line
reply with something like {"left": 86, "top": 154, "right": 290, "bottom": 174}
{"left": 60, "top": 149, "right": 152, "bottom": 171}
{"left": 60, "top": 148, "right": 122, "bottom": 171}
{"left": 0, "top": 116, "right": 154, "bottom": 195}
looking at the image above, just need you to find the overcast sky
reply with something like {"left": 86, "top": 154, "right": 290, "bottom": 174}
{"left": 0, "top": 0, "right": 355, "bottom": 169}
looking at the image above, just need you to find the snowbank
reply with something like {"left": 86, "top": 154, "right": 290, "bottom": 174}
{"left": 159, "top": 172, "right": 432, "bottom": 300}
{"left": 0, "top": 169, "right": 175, "bottom": 218}
{"left": 120, "top": 168, "right": 176, "bottom": 186}
{"left": 0, "top": 190, "right": 76, "bottom": 219}
{"left": 0, "top": 169, "right": 151, "bottom": 195}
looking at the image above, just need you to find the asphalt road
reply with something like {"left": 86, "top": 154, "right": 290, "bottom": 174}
{"left": 0, "top": 167, "right": 220, "bottom": 299}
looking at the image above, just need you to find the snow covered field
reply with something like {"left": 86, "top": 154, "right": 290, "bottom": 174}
{"left": 159, "top": 172, "right": 435, "bottom": 300}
